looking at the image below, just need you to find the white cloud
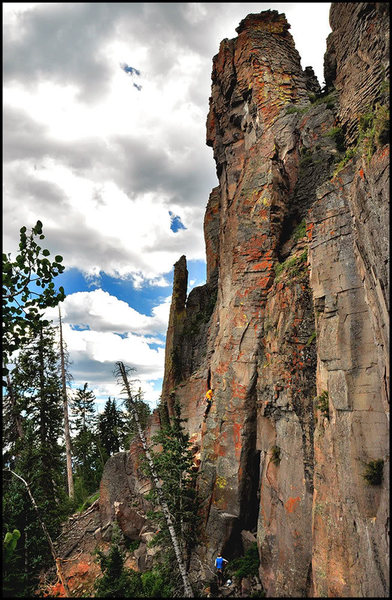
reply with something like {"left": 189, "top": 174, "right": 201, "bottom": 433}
{"left": 44, "top": 290, "right": 170, "bottom": 407}
{"left": 46, "top": 288, "right": 170, "bottom": 335}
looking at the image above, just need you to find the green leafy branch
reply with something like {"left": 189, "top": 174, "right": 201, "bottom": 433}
{"left": 2, "top": 221, "right": 65, "bottom": 376}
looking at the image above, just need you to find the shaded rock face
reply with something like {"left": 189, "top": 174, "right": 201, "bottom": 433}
{"left": 99, "top": 445, "right": 152, "bottom": 541}
{"left": 46, "top": 441, "right": 159, "bottom": 596}
{"left": 161, "top": 4, "right": 389, "bottom": 598}
{"left": 325, "top": 2, "right": 390, "bottom": 145}
{"left": 308, "top": 151, "right": 389, "bottom": 598}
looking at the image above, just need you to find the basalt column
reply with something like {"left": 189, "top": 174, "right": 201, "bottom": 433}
{"left": 197, "top": 10, "right": 316, "bottom": 576}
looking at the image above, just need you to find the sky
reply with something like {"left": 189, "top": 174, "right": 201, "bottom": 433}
{"left": 3, "top": 2, "right": 331, "bottom": 411}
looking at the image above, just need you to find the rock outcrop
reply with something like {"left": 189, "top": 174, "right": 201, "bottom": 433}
{"left": 160, "top": 4, "right": 389, "bottom": 597}
{"left": 48, "top": 4, "right": 389, "bottom": 598}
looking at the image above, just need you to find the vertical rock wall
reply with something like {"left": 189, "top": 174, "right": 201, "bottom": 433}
{"left": 307, "top": 4, "right": 390, "bottom": 596}
{"left": 161, "top": 4, "right": 389, "bottom": 597}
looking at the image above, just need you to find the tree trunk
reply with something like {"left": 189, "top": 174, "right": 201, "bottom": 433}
{"left": 59, "top": 307, "right": 74, "bottom": 499}
{"left": 6, "top": 375, "right": 24, "bottom": 440}
{"left": 116, "top": 361, "right": 194, "bottom": 598}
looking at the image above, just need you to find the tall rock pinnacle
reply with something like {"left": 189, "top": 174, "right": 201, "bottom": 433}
{"left": 161, "top": 5, "right": 389, "bottom": 597}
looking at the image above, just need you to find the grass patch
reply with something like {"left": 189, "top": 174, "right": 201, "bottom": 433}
{"left": 286, "top": 89, "right": 338, "bottom": 116}
{"left": 285, "top": 104, "right": 308, "bottom": 115}
{"left": 275, "top": 249, "right": 308, "bottom": 282}
{"left": 293, "top": 219, "right": 307, "bottom": 242}
{"left": 362, "top": 459, "right": 384, "bottom": 486}
{"left": 309, "top": 89, "right": 338, "bottom": 108}
{"left": 333, "top": 147, "right": 356, "bottom": 176}
{"left": 333, "top": 100, "right": 389, "bottom": 176}
{"left": 323, "top": 126, "right": 346, "bottom": 152}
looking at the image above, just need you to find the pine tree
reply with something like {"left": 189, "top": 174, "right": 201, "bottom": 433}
{"left": 147, "top": 396, "right": 200, "bottom": 568}
{"left": 11, "top": 323, "right": 65, "bottom": 513}
{"left": 71, "top": 383, "right": 102, "bottom": 502}
{"left": 94, "top": 523, "right": 143, "bottom": 598}
{"left": 98, "top": 398, "right": 124, "bottom": 457}
{"left": 58, "top": 306, "right": 74, "bottom": 499}
{"left": 2, "top": 322, "right": 69, "bottom": 595}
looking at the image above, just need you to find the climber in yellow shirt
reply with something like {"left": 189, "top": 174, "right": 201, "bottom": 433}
{"left": 203, "top": 388, "right": 214, "bottom": 420}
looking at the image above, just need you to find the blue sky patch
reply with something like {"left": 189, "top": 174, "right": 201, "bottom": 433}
{"left": 56, "top": 259, "right": 207, "bottom": 314}
{"left": 169, "top": 211, "right": 187, "bottom": 232}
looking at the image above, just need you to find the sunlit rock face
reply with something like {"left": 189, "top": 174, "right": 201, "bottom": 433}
{"left": 161, "top": 4, "right": 389, "bottom": 597}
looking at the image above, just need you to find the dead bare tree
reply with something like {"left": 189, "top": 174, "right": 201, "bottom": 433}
{"left": 115, "top": 361, "right": 194, "bottom": 598}
{"left": 58, "top": 306, "right": 74, "bottom": 499}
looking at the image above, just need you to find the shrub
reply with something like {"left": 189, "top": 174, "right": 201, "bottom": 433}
{"left": 125, "top": 538, "right": 140, "bottom": 552}
{"left": 227, "top": 543, "right": 260, "bottom": 581}
{"left": 141, "top": 568, "right": 174, "bottom": 597}
{"left": 362, "top": 459, "right": 384, "bottom": 486}
{"left": 314, "top": 390, "right": 329, "bottom": 419}
{"left": 333, "top": 101, "right": 389, "bottom": 176}
{"left": 293, "top": 219, "right": 307, "bottom": 242}
{"left": 374, "top": 104, "right": 389, "bottom": 146}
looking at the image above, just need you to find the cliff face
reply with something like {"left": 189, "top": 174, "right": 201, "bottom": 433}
{"left": 162, "top": 4, "right": 389, "bottom": 597}
{"left": 47, "top": 4, "right": 389, "bottom": 598}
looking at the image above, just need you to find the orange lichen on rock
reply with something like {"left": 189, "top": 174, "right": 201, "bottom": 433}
{"left": 284, "top": 496, "right": 301, "bottom": 513}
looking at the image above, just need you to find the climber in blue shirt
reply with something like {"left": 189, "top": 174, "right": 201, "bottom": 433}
{"left": 215, "top": 551, "right": 228, "bottom": 586}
